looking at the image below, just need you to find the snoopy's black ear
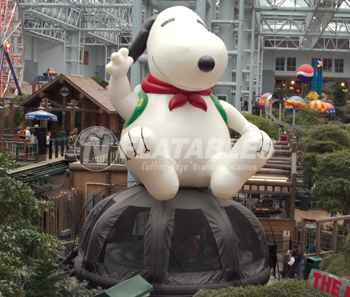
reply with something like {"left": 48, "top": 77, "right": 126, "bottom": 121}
{"left": 128, "top": 14, "right": 157, "bottom": 63}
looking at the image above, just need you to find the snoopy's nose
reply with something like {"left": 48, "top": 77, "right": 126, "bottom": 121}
{"left": 198, "top": 56, "right": 215, "bottom": 72}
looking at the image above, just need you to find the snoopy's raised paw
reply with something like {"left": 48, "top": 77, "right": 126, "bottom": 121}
{"left": 105, "top": 48, "right": 134, "bottom": 79}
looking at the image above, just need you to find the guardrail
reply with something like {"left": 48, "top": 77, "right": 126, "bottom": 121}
{"left": 80, "top": 143, "right": 123, "bottom": 165}
{"left": 47, "top": 137, "right": 70, "bottom": 159}
{"left": 0, "top": 136, "right": 37, "bottom": 162}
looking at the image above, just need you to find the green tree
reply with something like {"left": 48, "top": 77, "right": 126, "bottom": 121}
{"left": 299, "top": 125, "right": 350, "bottom": 185}
{"left": 272, "top": 89, "right": 286, "bottom": 100}
{"left": 3, "top": 95, "right": 30, "bottom": 129}
{"left": 91, "top": 73, "right": 108, "bottom": 88}
{"left": 283, "top": 107, "right": 322, "bottom": 127}
{"left": 230, "top": 112, "right": 280, "bottom": 140}
{"left": 24, "top": 261, "right": 62, "bottom": 297}
{"left": 319, "top": 234, "right": 350, "bottom": 278}
{"left": 332, "top": 82, "right": 347, "bottom": 106}
{"left": 312, "top": 150, "right": 350, "bottom": 215}
{"left": 0, "top": 151, "right": 62, "bottom": 296}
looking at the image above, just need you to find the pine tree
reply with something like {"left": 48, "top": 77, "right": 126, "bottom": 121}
{"left": 25, "top": 260, "right": 63, "bottom": 297}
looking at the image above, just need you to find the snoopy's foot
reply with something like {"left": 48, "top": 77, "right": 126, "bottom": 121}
{"left": 119, "top": 127, "right": 157, "bottom": 161}
{"left": 119, "top": 127, "right": 179, "bottom": 200}
{"left": 142, "top": 165, "right": 179, "bottom": 200}
{"left": 210, "top": 166, "right": 242, "bottom": 200}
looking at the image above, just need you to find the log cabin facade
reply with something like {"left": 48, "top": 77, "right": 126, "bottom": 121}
{"left": 19, "top": 74, "right": 123, "bottom": 137}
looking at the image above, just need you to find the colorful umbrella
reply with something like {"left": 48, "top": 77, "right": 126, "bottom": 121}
{"left": 308, "top": 100, "right": 327, "bottom": 113}
{"left": 284, "top": 96, "right": 306, "bottom": 115}
{"left": 25, "top": 110, "right": 57, "bottom": 121}
{"left": 259, "top": 93, "right": 272, "bottom": 112}
{"left": 325, "top": 102, "right": 336, "bottom": 117}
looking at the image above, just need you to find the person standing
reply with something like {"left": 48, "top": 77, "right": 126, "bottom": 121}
{"left": 25, "top": 126, "right": 31, "bottom": 141}
{"left": 279, "top": 195, "right": 285, "bottom": 209}
{"left": 46, "top": 132, "right": 51, "bottom": 148}
{"left": 287, "top": 250, "right": 298, "bottom": 279}
{"left": 16, "top": 123, "right": 24, "bottom": 134}
{"left": 293, "top": 244, "right": 305, "bottom": 280}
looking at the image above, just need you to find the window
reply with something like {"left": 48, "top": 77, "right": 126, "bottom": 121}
{"left": 323, "top": 59, "right": 332, "bottom": 72}
{"left": 335, "top": 59, "right": 344, "bottom": 73}
{"left": 287, "top": 57, "right": 296, "bottom": 71}
{"left": 168, "top": 209, "right": 221, "bottom": 273}
{"left": 275, "top": 57, "right": 285, "bottom": 71}
{"left": 84, "top": 51, "right": 89, "bottom": 65}
{"left": 100, "top": 206, "right": 150, "bottom": 272}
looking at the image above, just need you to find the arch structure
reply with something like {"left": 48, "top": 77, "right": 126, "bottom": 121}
{"left": 74, "top": 186, "right": 270, "bottom": 295}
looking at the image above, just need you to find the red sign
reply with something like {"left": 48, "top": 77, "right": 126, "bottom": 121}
{"left": 308, "top": 269, "right": 350, "bottom": 297}
{"left": 59, "top": 87, "right": 69, "bottom": 96}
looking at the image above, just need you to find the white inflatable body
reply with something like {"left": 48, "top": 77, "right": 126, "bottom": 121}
{"left": 106, "top": 6, "right": 274, "bottom": 201}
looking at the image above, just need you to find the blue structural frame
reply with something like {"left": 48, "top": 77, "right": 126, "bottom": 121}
{"left": 311, "top": 59, "right": 323, "bottom": 99}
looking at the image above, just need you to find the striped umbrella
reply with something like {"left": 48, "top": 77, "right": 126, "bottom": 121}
{"left": 308, "top": 100, "right": 327, "bottom": 113}
{"left": 259, "top": 93, "right": 272, "bottom": 112}
{"left": 284, "top": 96, "right": 306, "bottom": 115}
{"left": 325, "top": 102, "right": 336, "bottom": 117}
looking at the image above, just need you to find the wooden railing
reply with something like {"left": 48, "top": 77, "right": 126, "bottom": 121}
{"left": 0, "top": 135, "right": 37, "bottom": 162}
{"left": 300, "top": 215, "right": 350, "bottom": 256}
{"left": 80, "top": 143, "right": 123, "bottom": 165}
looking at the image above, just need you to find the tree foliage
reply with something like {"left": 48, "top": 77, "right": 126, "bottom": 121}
{"left": 0, "top": 152, "right": 62, "bottom": 296}
{"left": 231, "top": 112, "right": 280, "bottom": 140}
{"left": 194, "top": 278, "right": 325, "bottom": 297}
{"left": 298, "top": 125, "right": 350, "bottom": 185}
{"left": 312, "top": 150, "right": 350, "bottom": 215}
{"left": 24, "top": 260, "right": 62, "bottom": 297}
{"left": 91, "top": 75, "right": 108, "bottom": 88}
{"left": 283, "top": 107, "right": 323, "bottom": 127}
{"left": 3, "top": 95, "right": 30, "bottom": 129}
{"left": 319, "top": 234, "right": 350, "bottom": 278}
{"left": 332, "top": 82, "right": 347, "bottom": 106}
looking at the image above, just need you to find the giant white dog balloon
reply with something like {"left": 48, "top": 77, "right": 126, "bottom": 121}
{"left": 106, "top": 6, "right": 274, "bottom": 201}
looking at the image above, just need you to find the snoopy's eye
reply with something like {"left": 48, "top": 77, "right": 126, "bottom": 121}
{"left": 197, "top": 20, "right": 207, "bottom": 29}
{"left": 161, "top": 18, "right": 175, "bottom": 27}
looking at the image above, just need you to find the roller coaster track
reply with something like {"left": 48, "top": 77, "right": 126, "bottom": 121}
{"left": 264, "top": 98, "right": 291, "bottom": 127}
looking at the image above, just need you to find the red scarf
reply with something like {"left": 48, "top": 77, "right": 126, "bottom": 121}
{"left": 141, "top": 74, "right": 211, "bottom": 111}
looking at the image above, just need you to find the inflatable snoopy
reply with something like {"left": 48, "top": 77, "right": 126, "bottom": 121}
{"left": 106, "top": 6, "right": 274, "bottom": 201}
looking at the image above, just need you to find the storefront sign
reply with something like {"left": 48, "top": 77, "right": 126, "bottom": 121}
{"left": 59, "top": 86, "right": 69, "bottom": 96}
{"left": 38, "top": 76, "right": 53, "bottom": 83}
{"left": 308, "top": 269, "right": 350, "bottom": 297}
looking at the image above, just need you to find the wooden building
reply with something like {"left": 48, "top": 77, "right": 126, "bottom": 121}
{"left": 19, "top": 74, "right": 122, "bottom": 136}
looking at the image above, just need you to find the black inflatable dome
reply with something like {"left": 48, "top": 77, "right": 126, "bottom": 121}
{"left": 75, "top": 186, "right": 270, "bottom": 295}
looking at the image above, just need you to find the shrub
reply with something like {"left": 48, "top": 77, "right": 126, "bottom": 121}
{"left": 231, "top": 113, "right": 280, "bottom": 140}
{"left": 319, "top": 234, "right": 350, "bottom": 278}
{"left": 194, "top": 279, "right": 325, "bottom": 297}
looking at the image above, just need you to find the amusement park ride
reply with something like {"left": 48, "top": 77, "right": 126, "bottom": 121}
{"left": 0, "top": 0, "right": 24, "bottom": 97}
{"left": 259, "top": 58, "right": 336, "bottom": 128}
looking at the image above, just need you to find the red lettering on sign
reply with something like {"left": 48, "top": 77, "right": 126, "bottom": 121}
{"left": 330, "top": 279, "right": 341, "bottom": 297}
{"left": 313, "top": 272, "right": 323, "bottom": 289}
{"left": 321, "top": 275, "right": 332, "bottom": 293}
{"left": 345, "top": 285, "right": 350, "bottom": 297}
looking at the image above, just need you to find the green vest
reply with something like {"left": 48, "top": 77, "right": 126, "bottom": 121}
{"left": 123, "top": 91, "right": 228, "bottom": 129}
